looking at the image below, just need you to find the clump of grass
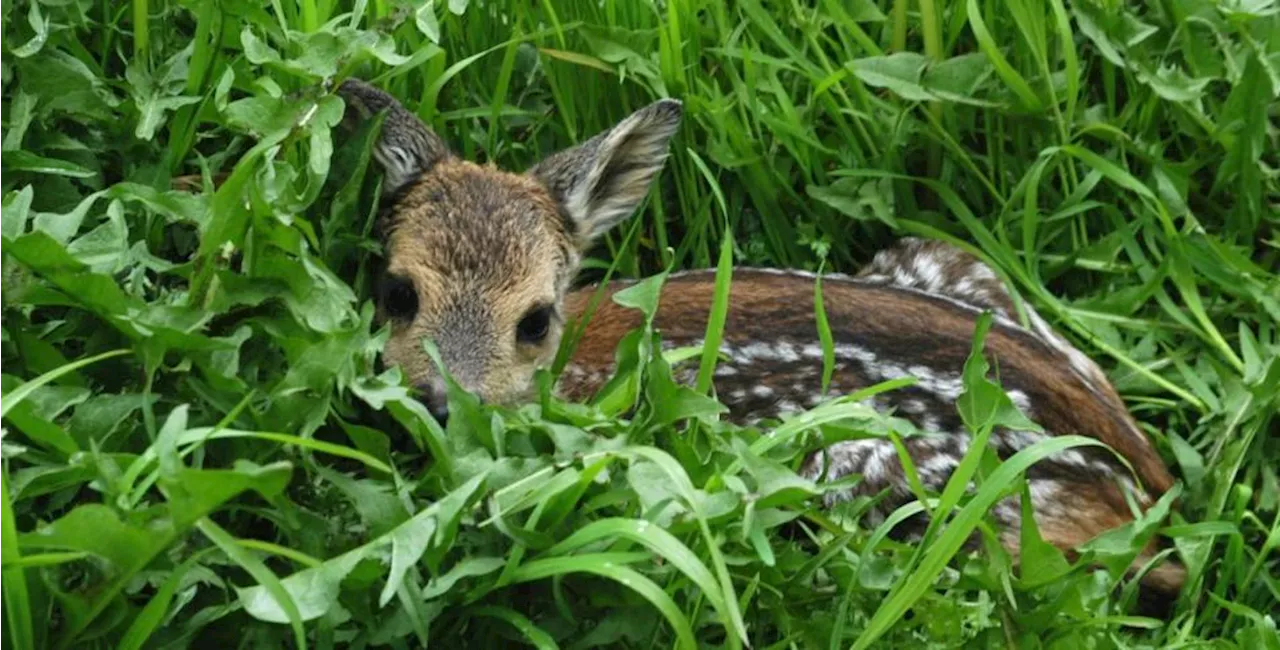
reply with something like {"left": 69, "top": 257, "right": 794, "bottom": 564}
{"left": 2, "top": 0, "right": 1277, "bottom": 648}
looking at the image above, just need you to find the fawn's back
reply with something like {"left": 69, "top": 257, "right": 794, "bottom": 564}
{"left": 337, "top": 79, "right": 1185, "bottom": 595}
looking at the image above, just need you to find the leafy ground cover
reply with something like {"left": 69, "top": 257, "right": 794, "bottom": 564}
{"left": 2, "top": 0, "right": 1278, "bottom": 648}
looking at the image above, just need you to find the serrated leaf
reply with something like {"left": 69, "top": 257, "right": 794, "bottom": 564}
{"left": 380, "top": 472, "right": 488, "bottom": 603}
{"left": 731, "top": 438, "right": 820, "bottom": 509}
{"left": 955, "top": 313, "right": 1044, "bottom": 434}
{"left": 1, "top": 150, "right": 96, "bottom": 179}
{"left": 847, "top": 53, "right": 933, "bottom": 101}
{"left": 135, "top": 94, "right": 202, "bottom": 140}
{"left": 422, "top": 556, "right": 505, "bottom": 599}
{"left": 16, "top": 50, "right": 121, "bottom": 118}
{"left": 66, "top": 200, "right": 129, "bottom": 272}
{"left": 2, "top": 186, "right": 34, "bottom": 240}
{"left": 846, "top": 0, "right": 887, "bottom": 21}
{"left": 239, "top": 473, "right": 487, "bottom": 623}
{"left": 415, "top": 3, "right": 441, "bottom": 44}
{"left": 806, "top": 177, "right": 897, "bottom": 227}
{"left": 538, "top": 48, "right": 614, "bottom": 74}
{"left": 17, "top": 504, "right": 160, "bottom": 570}
{"left": 612, "top": 272, "right": 668, "bottom": 321}
{"left": 240, "top": 27, "right": 281, "bottom": 65}
{"left": 31, "top": 191, "right": 106, "bottom": 244}
{"left": 922, "top": 53, "right": 994, "bottom": 100}
{"left": 10, "top": 2, "right": 50, "bottom": 58}
{"left": 164, "top": 461, "right": 294, "bottom": 529}
{"left": 2, "top": 90, "right": 37, "bottom": 151}
{"left": 1137, "top": 64, "right": 1214, "bottom": 102}
{"left": 1, "top": 349, "right": 130, "bottom": 420}
{"left": 641, "top": 353, "right": 726, "bottom": 428}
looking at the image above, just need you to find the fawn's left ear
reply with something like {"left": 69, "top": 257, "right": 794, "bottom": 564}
{"left": 528, "top": 99, "right": 682, "bottom": 247}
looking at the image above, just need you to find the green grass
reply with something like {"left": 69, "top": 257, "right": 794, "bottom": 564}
{"left": 2, "top": 0, "right": 1278, "bottom": 648}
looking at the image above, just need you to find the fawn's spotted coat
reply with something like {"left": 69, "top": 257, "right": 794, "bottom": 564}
{"left": 337, "top": 78, "right": 1184, "bottom": 595}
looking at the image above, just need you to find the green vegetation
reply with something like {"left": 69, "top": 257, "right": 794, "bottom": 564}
{"left": 2, "top": 0, "right": 1277, "bottom": 648}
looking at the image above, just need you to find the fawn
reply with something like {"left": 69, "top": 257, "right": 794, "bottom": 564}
{"left": 338, "top": 79, "right": 1185, "bottom": 596}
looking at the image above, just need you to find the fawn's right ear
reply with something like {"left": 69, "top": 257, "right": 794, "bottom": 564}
{"left": 337, "top": 79, "right": 452, "bottom": 196}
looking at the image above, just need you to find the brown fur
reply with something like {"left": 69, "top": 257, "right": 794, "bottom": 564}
{"left": 558, "top": 270, "right": 1185, "bottom": 593}
{"left": 561, "top": 270, "right": 1174, "bottom": 495}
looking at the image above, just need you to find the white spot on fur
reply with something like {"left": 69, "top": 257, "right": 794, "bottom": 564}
{"left": 737, "top": 342, "right": 777, "bottom": 364}
{"left": 841, "top": 344, "right": 878, "bottom": 364}
{"left": 919, "top": 452, "right": 959, "bottom": 482}
{"left": 968, "top": 260, "right": 997, "bottom": 281}
{"left": 993, "top": 498, "right": 1020, "bottom": 525}
{"left": 998, "top": 428, "right": 1047, "bottom": 451}
{"left": 1029, "top": 479, "right": 1064, "bottom": 516}
{"left": 912, "top": 254, "right": 945, "bottom": 291}
{"left": 862, "top": 442, "right": 898, "bottom": 485}
{"left": 776, "top": 341, "right": 801, "bottom": 363}
{"left": 892, "top": 265, "right": 914, "bottom": 287}
{"left": 714, "top": 364, "right": 739, "bottom": 377}
{"left": 1007, "top": 389, "right": 1032, "bottom": 414}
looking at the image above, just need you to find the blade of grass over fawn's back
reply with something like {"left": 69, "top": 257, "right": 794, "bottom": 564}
{"left": 1, "top": 472, "right": 35, "bottom": 650}
{"left": 0, "top": 0, "right": 1275, "bottom": 648}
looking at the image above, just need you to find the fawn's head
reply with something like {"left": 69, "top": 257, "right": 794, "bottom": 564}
{"left": 338, "top": 79, "right": 681, "bottom": 420}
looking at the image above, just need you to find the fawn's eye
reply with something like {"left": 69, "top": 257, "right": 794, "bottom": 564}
{"left": 379, "top": 275, "right": 418, "bottom": 321}
{"left": 516, "top": 305, "right": 553, "bottom": 345}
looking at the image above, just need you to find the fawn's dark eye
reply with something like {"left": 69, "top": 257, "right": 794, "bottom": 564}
{"left": 516, "top": 305, "right": 553, "bottom": 345}
{"left": 379, "top": 275, "right": 418, "bottom": 321}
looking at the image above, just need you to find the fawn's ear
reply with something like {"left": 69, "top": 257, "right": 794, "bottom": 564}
{"left": 529, "top": 99, "right": 682, "bottom": 247}
{"left": 337, "top": 79, "right": 452, "bottom": 196}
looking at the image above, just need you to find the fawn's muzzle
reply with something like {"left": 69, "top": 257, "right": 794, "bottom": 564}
{"left": 414, "top": 379, "right": 450, "bottom": 425}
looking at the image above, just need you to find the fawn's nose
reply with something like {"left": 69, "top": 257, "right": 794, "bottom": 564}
{"left": 414, "top": 379, "right": 449, "bottom": 426}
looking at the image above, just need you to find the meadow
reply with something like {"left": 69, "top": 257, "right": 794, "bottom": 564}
{"left": 1, "top": 0, "right": 1277, "bottom": 648}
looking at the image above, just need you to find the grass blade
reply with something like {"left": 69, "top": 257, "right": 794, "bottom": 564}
{"left": 851, "top": 435, "right": 1118, "bottom": 649}
{"left": 197, "top": 518, "right": 307, "bottom": 649}
{"left": 694, "top": 229, "right": 735, "bottom": 394}
{"left": 0, "top": 349, "right": 130, "bottom": 418}
{"left": 1, "top": 471, "right": 35, "bottom": 650}
{"left": 544, "top": 517, "right": 725, "bottom": 622}
{"left": 117, "top": 550, "right": 215, "bottom": 650}
{"left": 470, "top": 606, "right": 560, "bottom": 650}
{"left": 509, "top": 554, "right": 697, "bottom": 650}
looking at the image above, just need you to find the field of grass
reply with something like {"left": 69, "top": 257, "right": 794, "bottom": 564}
{"left": 2, "top": 0, "right": 1278, "bottom": 648}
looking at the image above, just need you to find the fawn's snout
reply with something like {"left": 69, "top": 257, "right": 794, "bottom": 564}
{"left": 412, "top": 378, "right": 450, "bottom": 425}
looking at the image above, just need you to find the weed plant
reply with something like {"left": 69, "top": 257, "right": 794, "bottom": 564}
{"left": 1, "top": 1, "right": 1277, "bottom": 648}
